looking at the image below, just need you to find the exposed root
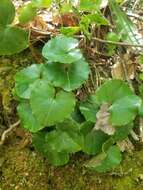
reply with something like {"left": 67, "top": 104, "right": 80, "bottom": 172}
{"left": 0, "top": 120, "right": 20, "bottom": 146}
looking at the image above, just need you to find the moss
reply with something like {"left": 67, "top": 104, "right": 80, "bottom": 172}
{"left": 1, "top": 141, "right": 143, "bottom": 190}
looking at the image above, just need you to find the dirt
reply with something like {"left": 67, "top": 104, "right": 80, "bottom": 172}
{"left": 1, "top": 50, "right": 143, "bottom": 190}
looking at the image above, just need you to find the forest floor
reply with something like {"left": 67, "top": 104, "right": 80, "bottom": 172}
{"left": 1, "top": 50, "right": 143, "bottom": 190}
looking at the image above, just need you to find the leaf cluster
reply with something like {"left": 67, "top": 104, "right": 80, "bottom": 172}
{"left": 0, "top": 0, "right": 28, "bottom": 55}
{"left": 14, "top": 38, "right": 143, "bottom": 171}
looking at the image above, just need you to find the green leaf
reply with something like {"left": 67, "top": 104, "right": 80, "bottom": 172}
{"left": 80, "top": 121, "right": 94, "bottom": 136}
{"left": 80, "top": 95, "right": 99, "bottom": 122}
{"left": 71, "top": 107, "right": 85, "bottom": 123}
{"left": 43, "top": 59, "right": 89, "bottom": 91}
{"left": 80, "top": 13, "right": 109, "bottom": 39}
{"left": 17, "top": 102, "right": 43, "bottom": 133}
{"left": 106, "top": 32, "right": 120, "bottom": 56}
{"left": 139, "top": 54, "right": 143, "bottom": 64}
{"left": 33, "top": 131, "right": 70, "bottom": 166}
{"left": 56, "top": 119, "right": 84, "bottom": 148}
{"left": 83, "top": 130, "right": 109, "bottom": 155}
{"left": 79, "top": 0, "right": 101, "bottom": 11}
{"left": 30, "top": 80, "right": 76, "bottom": 126}
{"left": 0, "top": 26, "right": 28, "bottom": 55}
{"left": 19, "top": 3, "right": 37, "bottom": 24}
{"left": 60, "top": 27, "right": 80, "bottom": 37}
{"left": 45, "top": 151, "right": 69, "bottom": 166}
{"left": 109, "top": 0, "right": 143, "bottom": 46}
{"left": 14, "top": 64, "right": 43, "bottom": 99}
{"left": 32, "top": 0, "right": 52, "bottom": 8}
{"left": 85, "top": 145, "right": 122, "bottom": 172}
{"left": 42, "top": 35, "right": 83, "bottom": 64}
{"left": 109, "top": 95, "right": 142, "bottom": 126}
{"left": 60, "top": 3, "right": 73, "bottom": 13}
{"left": 139, "top": 103, "right": 143, "bottom": 117}
{"left": 45, "top": 130, "right": 81, "bottom": 153}
{"left": 0, "top": 0, "right": 15, "bottom": 26}
{"left": 94, "top": 79, "right": 133, "bottom": 105}
{"left": 113, "top": 124, "right": 134, "bottom": 141}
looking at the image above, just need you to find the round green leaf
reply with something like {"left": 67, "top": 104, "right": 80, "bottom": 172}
{"left": 19, "top": 3, "right": 37, "bottom": 24}
{"left": 42, "top": 35, "right": 83, "bottom": 64}
{"left": 45, "top": 130, "right": 81, "bottom": 153}
{"left": 56, "top": 119, "right": 84, "bottom": 148}
{"left": 83, "top": 130, "right": 109, "bottom": 155}
{"left": 0, "top": 26, "right": 28, "bottom": 55}
{"left": 95, "top": 79, "right": 133, "bottom": 105}
{"left": 85, "top": 145, "right": 122, "bottom": 172}
{"left": 109, "top": 95, "right": 142, "bottom": 126}
{"left": 30, "top": 80, "right": 76, "bottom": 126}
{"left": 43, "top": 59, "right": 89, "bottom": 91}
{"left": 0, "top": 0, "right": 15, "bottom": 26}
{"left": 15, "top": 64, "right": 43, "bottom": 99}
{"left": 17, "top": 102, "right": 43, "bottom": 133}
{"left": 33, "top": 131, "right": 69, "bottom": 166}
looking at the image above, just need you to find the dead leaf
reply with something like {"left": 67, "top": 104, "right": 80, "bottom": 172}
{"left": 111, "top": 55, "right": 135, "bottom": 80}
{"left": 53, "top": 13, "right": 79, "bottom": 27}
{"left": 117, "top": 138, "right": 134, "bottom": 152}
{"left": 93, "top": 103, "right": 115, "bottom": 135}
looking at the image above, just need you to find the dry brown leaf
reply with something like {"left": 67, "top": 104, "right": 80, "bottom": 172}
{"left": 93, "top": 103, "right": 115, "bottom": 135}
{"left": 52, "top": 13, "right": 79, "bottom": 27}
{"left": 111, "top": 59, "right": 135, "bottom": 80}
{"left": 117, "top": 138, "right": 134, "bottom": 152}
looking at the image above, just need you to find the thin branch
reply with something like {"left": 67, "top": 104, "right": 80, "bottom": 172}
{"left": 31, "top": 28, "right": 143, "bottom": 48}
{"left": 76, "top": 35, "right": 143, "bottom": 48}
{"left": 0, "top": 120, "right": 20, "bottom": 146}
{"left": 127, "top": 12, "right": 143, "bottom": 22}
{"left": 132, "top": 0, "right": 140, "bottom": 10}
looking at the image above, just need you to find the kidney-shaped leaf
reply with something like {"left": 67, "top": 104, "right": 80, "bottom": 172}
{"left": 30, "top": 80, "right": 76, "bottom": 126}
{"left": 42, "top": 35, "right": 83, "bottom": 64}
{"left": 85, "top": 145, "right": 122, "bottom": 172}
{"left": 43, "top": 59, "right": 89, "bottom": 91}
{"left": 0, "top": 0, "right": 15, "bottom": 26}
{"left": 109, "top": 95, "right": 142, "bottom": 126}
{"left": 0, "top": 26, "right": 28, "bottom": 55}
{"left": 95, "top": 79, "right": 133, "bottom": 105}
{"left": 46, "top": 130, "right": 81, "bottom": 153}
{"left": 17, "top": 102, "right": 43, "bottom": 133}
{"left": 33, "top": 131, "right": 70, "bottom": 166}
{"left": 15, "top": 64, "right": 43, "bottom": 99}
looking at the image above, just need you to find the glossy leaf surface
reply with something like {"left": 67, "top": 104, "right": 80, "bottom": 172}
{"left": 42, "top": 35, "right": 83, "bottom": 64}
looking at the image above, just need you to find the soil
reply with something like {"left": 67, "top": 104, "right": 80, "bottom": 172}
{"left": 1, "top": 50, "right": 143, "bottom": 190}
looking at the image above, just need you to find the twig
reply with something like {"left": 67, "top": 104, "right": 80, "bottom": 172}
{"left": 76, "top": 35, "right": 143, "bottom": 48}
{"left": 127, "top": 12, "right": 143, "bottom": 22}
{"left": 130, "top": 130, "right": 139, "bottom": 141}
{"left": 0, "top": 120, "right": 20, "bottom": 146}
{"left": 30, "top": 28, "right": 143, "bottom": 48}
{"left": 132, "top": 0, "right": 140, "bottom": 10}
